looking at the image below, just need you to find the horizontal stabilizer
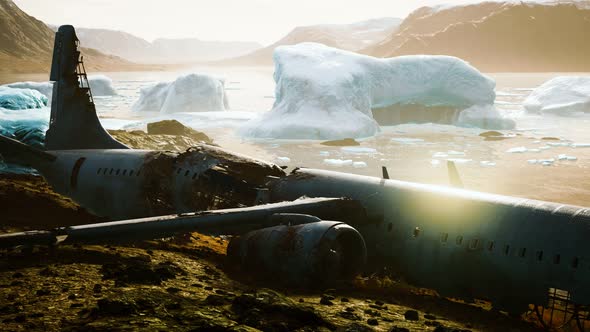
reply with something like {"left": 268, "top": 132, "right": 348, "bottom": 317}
{"left": 0, "top": 134, "right": 56, "bottom": 167}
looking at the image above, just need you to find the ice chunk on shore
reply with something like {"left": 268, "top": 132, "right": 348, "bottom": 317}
{"left": 524, "top": 76, "right": 590, "bottom": 115}
{"left": 0, "top": 87, "right": 48, "bottom": 110}
{"left": 241, "top": 43, "right": 509, "bottom": 140}
{"left": 133, "top": 73, "right": 228, "bottom": 113}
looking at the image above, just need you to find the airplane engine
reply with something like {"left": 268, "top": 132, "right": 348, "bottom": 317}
{"left": 226, "top": 218, "right": 367, "bottom": 284}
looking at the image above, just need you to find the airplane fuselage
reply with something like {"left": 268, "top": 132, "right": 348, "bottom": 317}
{"left": 33, "top": 148, "right": 590, "bottom": 313}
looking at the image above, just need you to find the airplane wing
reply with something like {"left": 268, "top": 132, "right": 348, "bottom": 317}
{"left": 0, "top": 197, "right": 365, "bottom": 248}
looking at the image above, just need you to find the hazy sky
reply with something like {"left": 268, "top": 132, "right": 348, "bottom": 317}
{"left": 14, "top": 0, "right": 497, "bottom": 45}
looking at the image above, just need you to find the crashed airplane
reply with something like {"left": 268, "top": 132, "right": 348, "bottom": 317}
{"left": 1, "top": 25, "right": 590, "bottom": 328}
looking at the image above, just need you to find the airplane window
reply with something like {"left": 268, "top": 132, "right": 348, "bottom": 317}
{"left": 129, "top": 170, "right": 134, "bottom": 176}
{"left": 103, "top": 168, "right": 108, "bottom": 175}
{"left": 440, "top": 232, "right": 448, "bottom": 242}
{"left": 185, "top": 170, "right": 190, "bottom": 177}
{"left": 536, "top": 251, "right": 544, "bottom": 261}
{"left": 413, "top": 227, "right": 420, "bottom": 238}
{"left": 519, "top": 248, "right": 526, "bottom": 258}
{"left": 97, "top": 168, "right": 102, "bottom": 174}
{"left": 116, "top": 169, "right": 120, "bottom": 175}
{"left": 469, "top": 239, "right": 479, "bottom": 250}
{"left": 122, "top": 170, "right": 127, "bottom": 176}
{"left": 109, "top": 168, "right": 114, "bottom": 175}
{"left": 456, "top": 235, "right": 463, "bottom": 245}
{"left": 554, "top": 254, "right": 561, "bottom": 264}
{"left": 572, "top": 257, "right": 579, "bottom": 268}
{"left": 504, "top": 245, "right": 510, "bottom": 256}
{"left": 487, "top": 241, "right": 495, "bottom": 251}
{"left": 192, "top": 173, "right": 198, "bottom": 180}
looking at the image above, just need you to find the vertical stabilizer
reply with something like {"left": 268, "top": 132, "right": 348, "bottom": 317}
{"left": 45, "top": 25, "right": 127, "bottom": 150}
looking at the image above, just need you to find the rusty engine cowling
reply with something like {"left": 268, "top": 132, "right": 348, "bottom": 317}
{"left": 227, "top": 214, "right": 367, "bottom": 284}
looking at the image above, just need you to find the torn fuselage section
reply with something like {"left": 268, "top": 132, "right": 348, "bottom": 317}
{"left": 140, "top": 144, "right": 286, "bottom": 216}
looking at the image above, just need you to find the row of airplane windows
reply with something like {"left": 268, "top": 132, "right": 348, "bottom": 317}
{"left": 96, "top": 167, "right": 200, "bottom": 179}
{"left": 400, "top": 224, "right": 581, "bottom": 269}
{"left": 96, "top": 168, "right": 140, "bottom": 177}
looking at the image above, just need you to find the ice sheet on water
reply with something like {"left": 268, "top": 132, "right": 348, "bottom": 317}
{"left": 240, "top": 43, "right": 512, "bottom": 140}
{"left": 132, "top": 73, "right": 228, "bottom": 113}
{"left": 524, "top": 76, "right": 590, "bottom": 115}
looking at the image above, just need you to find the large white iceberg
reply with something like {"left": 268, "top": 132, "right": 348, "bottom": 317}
{"left": 132, "top": 73, "right": 229, "bottom": 113}
{"left": 524, "top": 76, "right": 590, "bottom": 115}
{"left": 241, "top": 43, "right": 512, "bottom": 140}
{"left": 0, "top": 87, "right": 50, "bottom": 148}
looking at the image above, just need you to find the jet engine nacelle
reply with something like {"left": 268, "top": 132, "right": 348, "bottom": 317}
{"left": 227, "top": 218, "right": 367, "bottom": 284}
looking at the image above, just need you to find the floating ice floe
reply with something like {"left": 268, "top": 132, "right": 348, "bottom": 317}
{"left": 323, "top": 159, "right": 353, "bottom": 167}
{"left": 276, "top": 156, "right": 291, "bottom": 163}
{"left": 447, "top": 150, "right": 466, "bottom": 156}
{"left": 529, "top": 158, "right": 556, "bottom": 166}
{"left": 572, "top": 143, "right": 590, "bottom": 148}
{"left": 240, "top": 43, "right": 513, "bottom": 140}
{"left": 341, "top": 147, "right": 378, "bottom": 154}
{"left": 132, "top": 73, "right": 228, "bottom": 113}
{"left": 432, "top": 152, "right": 449, "bottom": 158}
{"left": 547, "top": 142, "right": 571, "bottom": 147}
{"left": 390, "top": 137, "right": 425, "bottom": 144}
{"left": 524, "top": 76, "right": 590, "bottom": 115}
{"left": 480, "top": 161, "right": 496, "bottom": 167}
{"left": 506, "top": 146, "right": 541, "bottom": 153}
{"left": 447, "top": 158, "right": 472, "bottom": 164}
{"left": 430, "top": 159, "right": 441, "bottom": 166}
{"left": 319, "top": 151, "right": 330, "bottom": 156}
{"left": 352, "top": 161, "right": 368, "bottom": 168}
{"left": 557, "top": 154, "right": 577, "bottom": 161}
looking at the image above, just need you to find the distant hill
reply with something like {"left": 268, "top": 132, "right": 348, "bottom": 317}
{"left": 0, "top": 0, "right": 163, "bottom": 74}
{"left": 363, "top": 2, "right": 590, "bottom": 72}
{"left": 224, "top": 18, "right": 402, "bottom": 66}
{"left": 55, "top": 27, "right": 262, "bottom": 64}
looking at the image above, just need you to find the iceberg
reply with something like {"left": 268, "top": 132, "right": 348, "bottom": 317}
{"left": 4, "top": 82, "right": 53, "bottom": 99}
{"left": 0, "top": 87, "right": 48, "bottom": 110}
{"left": 241, "top": 43, "right": 512, "bottom": 140}
{"left": 88, "top": 75, "right": 118, "bottom": 96}
{"left": 3, "top": 75, "right": 117, "bottom": 105}
{"left": 524, "top": 76, "right": 590, "bottom": 115}
{"left": 132, "top": 73, "right": 229, "bottom": 113}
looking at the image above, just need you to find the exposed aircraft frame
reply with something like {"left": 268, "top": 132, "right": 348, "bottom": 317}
{"left": 1, "top": 25, "right": 590, "bottom": 330}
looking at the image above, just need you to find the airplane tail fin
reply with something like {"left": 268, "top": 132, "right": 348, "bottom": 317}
{"left": 44, "top": 25, "right": 127, "bottom": 151}
{"left": 0, "top": 134, "right": 56, "bottom": 168}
